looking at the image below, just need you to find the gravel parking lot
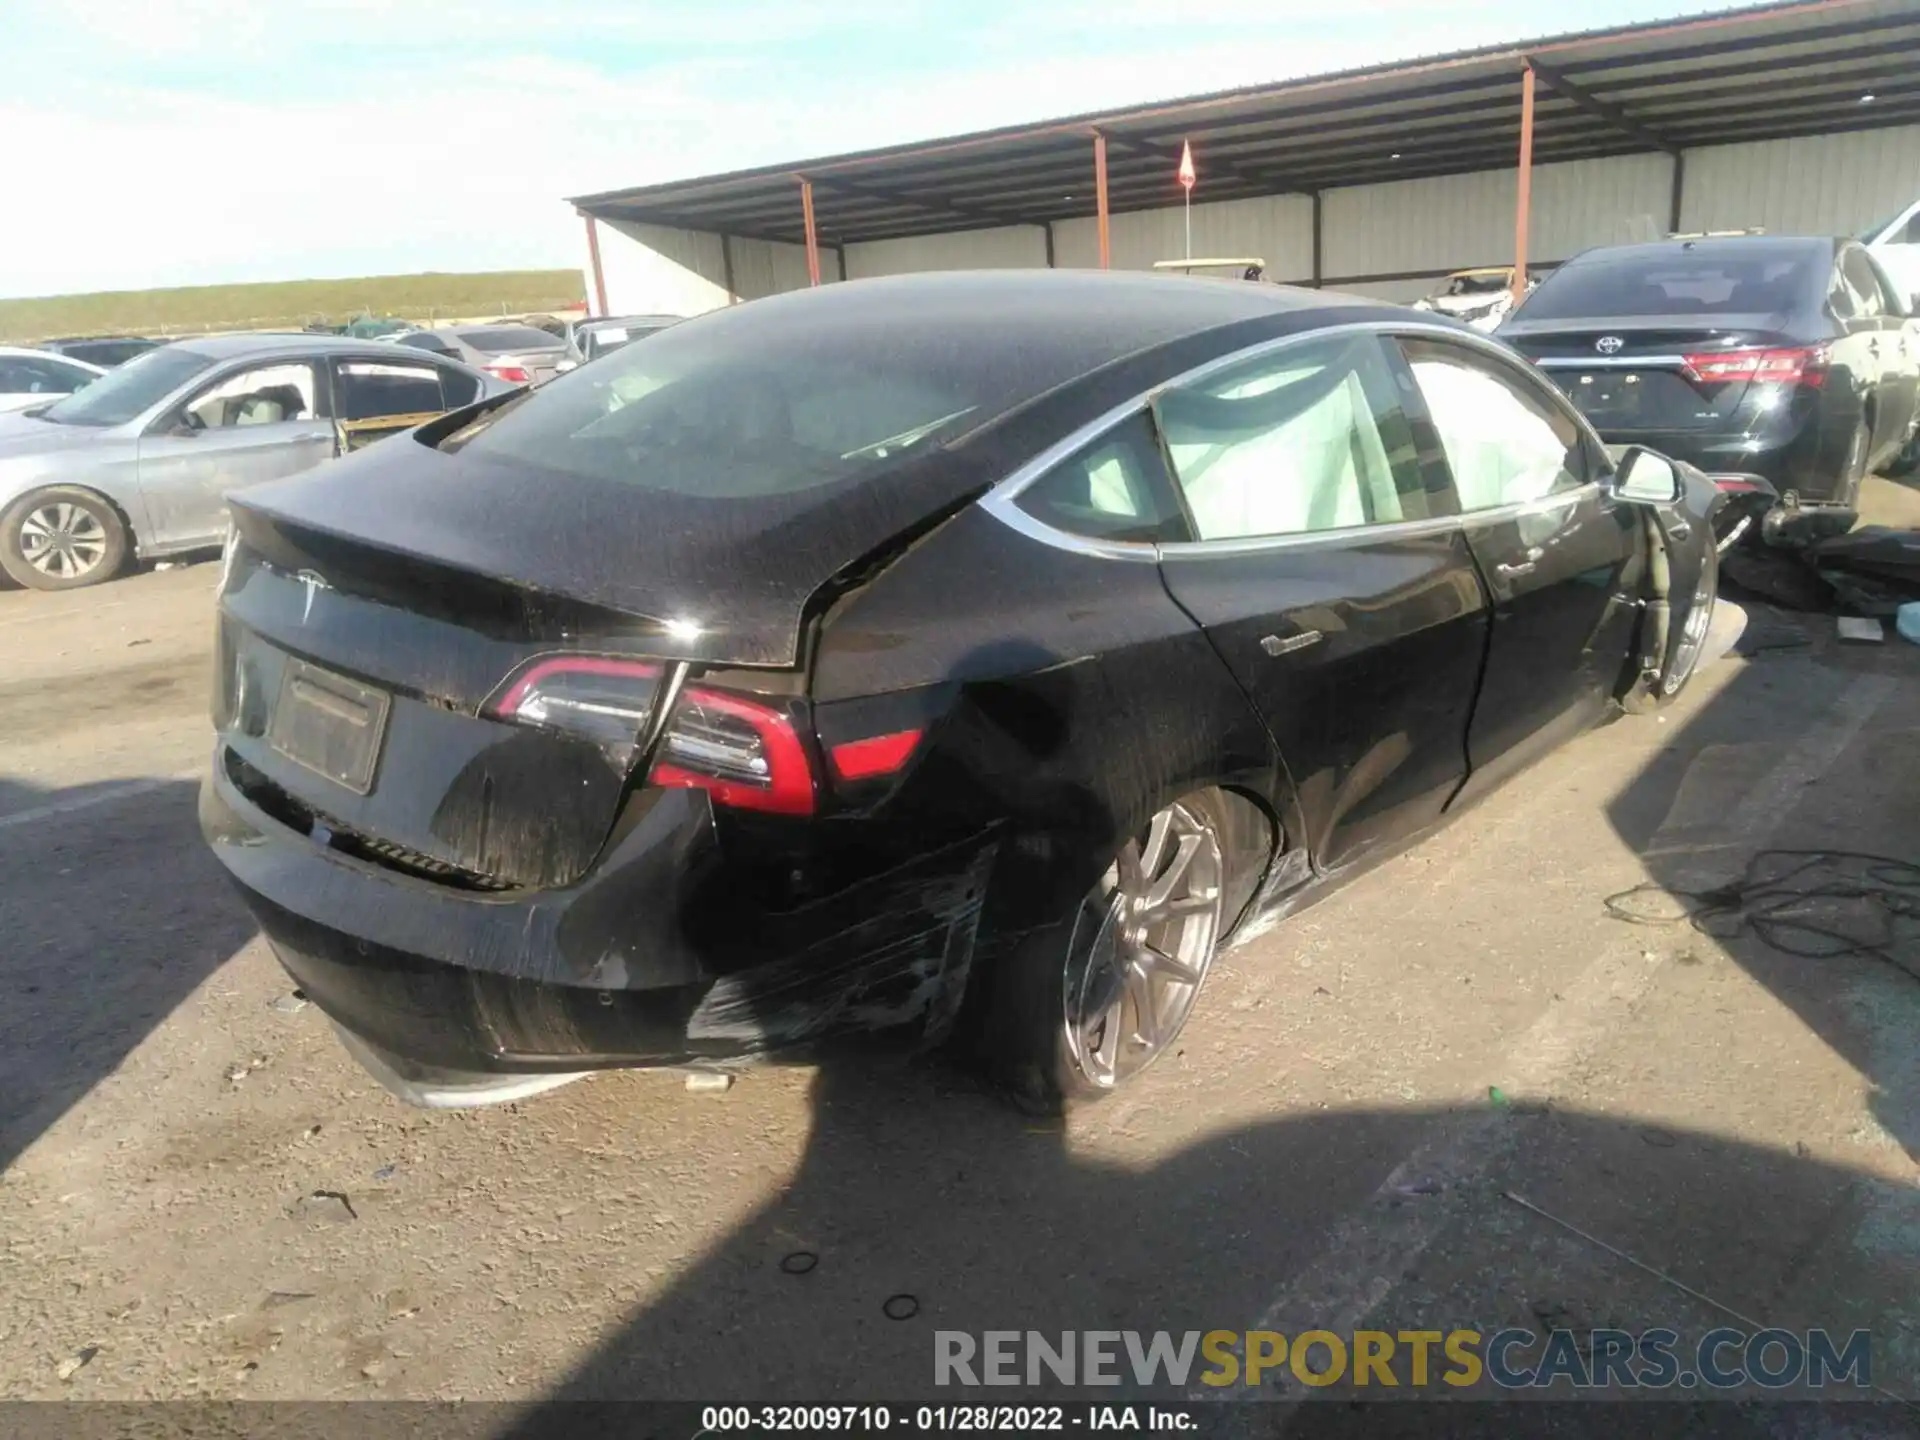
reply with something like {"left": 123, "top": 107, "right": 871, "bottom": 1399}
{"left": 1, "top": 527, "right": 1916, "bottom": 1413}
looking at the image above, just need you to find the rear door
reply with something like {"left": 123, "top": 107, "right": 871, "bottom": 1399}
{"left": 135, "top": 359, "right": 334, "bottom": 549}
{"left": 1151, "top": 329, "right": 1489, "bottom": 873}
{"left": 330, "top": 357, "right": 460, "bottom": 450}
{"left": 1397, "top": 336, "right": 1640, "bottom": 791}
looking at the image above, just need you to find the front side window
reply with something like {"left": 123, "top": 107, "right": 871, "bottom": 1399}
{"left": 1014, "top": 412, "right": 1190, "bottom": 544}
{"left": 334, "top": 361, "right": 446, "bottom": 421}
{"left": 1154, "top": 333, "right": 1429, "bottom": 542}
{"left": 1400, "top": 340, "right": 1587, "bottom": 512}
{"left": 180, "top": 363, "right": 318, "bottom": 430}
{"left": 1840, "top": 248, "right": 1889, "bottom": 317}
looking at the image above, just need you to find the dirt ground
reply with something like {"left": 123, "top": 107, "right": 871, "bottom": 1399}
{"left": 0, "top": 490, "right": 1916, "bottom": 1422}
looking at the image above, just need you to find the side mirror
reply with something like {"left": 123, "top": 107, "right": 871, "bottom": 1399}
{"left": 1610, "top": 446, "right": 1682, "bottom": 506}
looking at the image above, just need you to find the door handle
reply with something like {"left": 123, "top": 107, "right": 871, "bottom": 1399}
{"left": 1495, "top": 560, "right": 1537, "bottom": 579}
{"left": 1260, "top": 630, "right": 1323, "bottom": 657}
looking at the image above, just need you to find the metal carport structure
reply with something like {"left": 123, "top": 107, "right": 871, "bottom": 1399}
{"left": 569, "top": 0, "right": 1920, "bottom": 311}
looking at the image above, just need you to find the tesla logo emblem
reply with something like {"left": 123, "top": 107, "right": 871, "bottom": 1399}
{"left": 1595, "top": 335, "right": 1625, "bottom": 354}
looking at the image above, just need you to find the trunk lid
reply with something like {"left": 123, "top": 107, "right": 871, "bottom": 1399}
{"left": 227, "top": 422, "right": 979, "bottom": 669}
{"left": 1504, "top": 315, "right": 1799, "bottom": 433}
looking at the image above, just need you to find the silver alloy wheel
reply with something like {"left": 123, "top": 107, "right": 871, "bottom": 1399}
{"left": 18, "top": 501, "right": 109, "bottom": 581}
{"left": 1663, "top": 559, "right": 1717, "bottom": 696}
{"left": 1063, "top": 800, "right": 1226, "bottom": 1088}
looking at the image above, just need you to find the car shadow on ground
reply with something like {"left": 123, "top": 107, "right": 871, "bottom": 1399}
{"left": 1601, "top": 618, "right": 1920, "bottom": 1164}
{"left": 485, "top": 1069, "right": 1915, "bottom": 1434}
{"left": 490, "top": 617, "right": 1918, "bottom": 1434}
{"left": 0, "top": 776, "right": 256, "bottom": 1173}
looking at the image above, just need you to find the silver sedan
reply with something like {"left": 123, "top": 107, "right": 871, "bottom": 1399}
{"left": 0, "top": 333, "right": 509, "bottom": 590}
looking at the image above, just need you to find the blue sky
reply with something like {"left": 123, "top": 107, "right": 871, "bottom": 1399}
{"left": 1, "top": 0, "right": 1741, "bottom": 298}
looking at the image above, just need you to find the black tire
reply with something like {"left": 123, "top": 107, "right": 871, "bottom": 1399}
{"left": 974, "top": 788, "right": 1237, "bottom": 1113}
{"left": 0, "top": 486, "right": 129, "bottom": 591}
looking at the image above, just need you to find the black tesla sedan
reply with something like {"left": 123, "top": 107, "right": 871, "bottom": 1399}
{"left": 198, "top": 271, "right": 1719, "bottom": 1111}
{"left": 1500, "top": 235, "right": 1920, "bottom": 537}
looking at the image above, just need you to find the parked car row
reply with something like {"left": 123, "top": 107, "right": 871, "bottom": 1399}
{"left": 1498, "top": 231, "right": 1920, "bottom": 545}
{"left": 0, "top": 335, "right": 515, "bottom": 589}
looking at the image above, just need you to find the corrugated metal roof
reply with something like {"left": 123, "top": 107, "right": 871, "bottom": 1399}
{"left": 571, "top": 0, "right": 1920, "bottom": 247}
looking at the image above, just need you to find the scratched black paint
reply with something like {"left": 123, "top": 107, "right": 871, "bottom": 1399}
{"left": 198, "top": 272, "right": 1719, "bottom": 1087}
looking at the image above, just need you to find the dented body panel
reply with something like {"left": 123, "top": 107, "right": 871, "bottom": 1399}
{"left": 196, "top": 273, "right": 1720, "bottom": 1100}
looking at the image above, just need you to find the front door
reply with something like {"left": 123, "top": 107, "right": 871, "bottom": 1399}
{"left": 136, "top": 360, "right": 334, "bottom": 549}
{"left": 1151, "top": 329, "right": 1489, "bottom": 872}
{"left": 1396, "top": 336, "right": 1640, "bottom": 794}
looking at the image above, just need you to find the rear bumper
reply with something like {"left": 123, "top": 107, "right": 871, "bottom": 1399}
{"left": 200, "top": 754, "right": 995, "bottom": 1084}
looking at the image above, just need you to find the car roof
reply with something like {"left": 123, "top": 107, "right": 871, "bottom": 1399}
{"left": 650, "top": 269, "right": 1363, "bottom": 378}
{"left": 159, "top": 333, "right": 491, "bottom": 371}
{"left": 0, "top": 344, "right": 99, "bottom": 359}
{"left": 1563, "top": 235, "right": 1836, "bottom": 269}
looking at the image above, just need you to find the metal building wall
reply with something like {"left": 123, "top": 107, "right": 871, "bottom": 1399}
{"left": 1681, "top": 124, "right": 1920, "bottom": 237}
{"left": 1052, "top": 194, "right": 1316, "bottom": 277}
{"left": 591, "top": 126, "right": 1920, "bottom": 313}
{"left": 599, "top": 221, "right": 731, "bottom": 314}
{"left": 1321, "top": 152, "right": 1673, "bottom": 299}
{"left": 846, "top": 224, "right": 1046, "bottom": 278}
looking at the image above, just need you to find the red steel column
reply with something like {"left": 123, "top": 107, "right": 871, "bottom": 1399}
{"left": 800, "top": 178, "right": 822, "bottom": 287}
{"left": 582, "top": 213, "right": 609, "bottom": 317}
{"left": 1093, "top": 131, "right": 1111, "bottom": 269}
{"left": 1512, "top": 63, "right": 1536, "bottom": 307}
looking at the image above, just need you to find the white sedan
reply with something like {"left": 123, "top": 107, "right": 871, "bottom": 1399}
{"left": 0, "top": 347, "right": 106, "bottom": 414}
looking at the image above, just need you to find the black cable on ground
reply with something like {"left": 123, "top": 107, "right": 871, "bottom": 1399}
{"left": 1604, "top": 849, "right": 1920, "bottom": 984}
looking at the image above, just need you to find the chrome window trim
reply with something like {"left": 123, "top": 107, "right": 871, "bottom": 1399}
{"left": 1532, "top": 354, "right": 1688, "bottom": 369}
{"left": 976, "top": 317, "right": 1600, "bottom": 562}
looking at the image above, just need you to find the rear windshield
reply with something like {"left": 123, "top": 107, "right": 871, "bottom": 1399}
{"left": 457, "top": 320, "right": 991, "bottom": 498}
{"left": 456, "top": 326, "right": 559, "bottom": 353}
{"left": 1518, "top": 250, "right": 1819, "bottom": 320}
{"left": 37, "top": 345, "right": 216, "bottom": 427}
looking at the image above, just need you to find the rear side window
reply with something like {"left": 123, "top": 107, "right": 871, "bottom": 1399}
{"left": 396, "top": 332, "right": 457, "bottom": 356}
{"left": 1154, "top": 332, "right": 1432, "bottom": 541}
{"left": 1519, "top": 249, "right": 1818, "bottom": 319}
{"left": 334, "top": 361, "right": 445, "bottom": 421}
{"left": 436, "top": 365, "right": 479, "bottom": 407}
{"left": 1015, "top": 413, "right": 1191, "bottom": 544}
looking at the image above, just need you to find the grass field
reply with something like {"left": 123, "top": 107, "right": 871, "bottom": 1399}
{"left": 0, "top": 270, "right": 587, "bottom": 344}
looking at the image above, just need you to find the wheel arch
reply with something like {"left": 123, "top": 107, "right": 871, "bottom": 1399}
{"left": 0, "top": 480, "right": 137, "bottom": 587}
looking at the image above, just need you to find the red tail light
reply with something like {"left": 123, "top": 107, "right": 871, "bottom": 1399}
{"left": 1681, "top": 346, "right": 1827, "bottom": 387}
{"left": 828, "top": 728, "right": 923, "bottom": 781}
{"left": 486, "top": 656, "right": 662, "bottom": 763}
{"left": 650, "top": 688, "right": 816, "bottom": 815}
{"left": 486, "top": 364, "right": 533, "bottom": 384}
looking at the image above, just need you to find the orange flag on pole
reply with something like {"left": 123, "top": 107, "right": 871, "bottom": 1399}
{"left": 1178, "top": 140, "right": 1197, "bottom": 192}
